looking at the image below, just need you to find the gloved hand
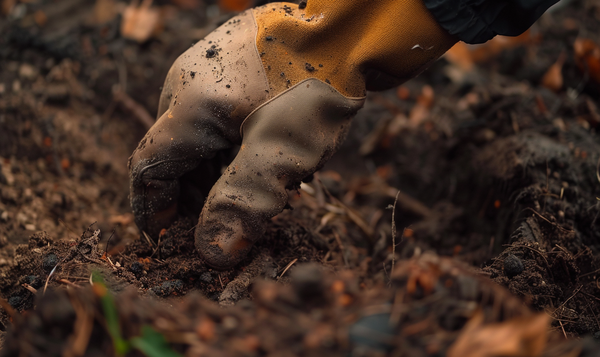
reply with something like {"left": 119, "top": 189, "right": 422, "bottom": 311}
{"left": 129, "top": 0, "right": 457, "bottom": 269}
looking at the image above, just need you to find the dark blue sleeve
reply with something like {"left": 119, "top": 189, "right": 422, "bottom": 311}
{"left": 423, "top": 0, "right": 560, "bottom": 44}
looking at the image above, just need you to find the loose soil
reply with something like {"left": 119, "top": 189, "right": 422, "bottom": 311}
{"left": 0, "top": 0, "right": 600, "bottom": 356}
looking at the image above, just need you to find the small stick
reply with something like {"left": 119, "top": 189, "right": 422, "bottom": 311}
{"left": 559, "top": 319, "right": 567, "bottom": 339}
{"left": 278, "top": 258, "right": 298, "bottom": 279}
{"left": 22, "top": 283, "right": 37, "bottom": 294}
{"left": 390, "top": 191, "right": 400, "bottom": 278}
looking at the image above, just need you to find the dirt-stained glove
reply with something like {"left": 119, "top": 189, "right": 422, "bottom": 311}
{"left": 129, "top": 0, "right": 457, "bottom": 269}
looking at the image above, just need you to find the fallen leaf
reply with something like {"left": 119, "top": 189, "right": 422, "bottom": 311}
{"left": 93, "top": 0, "right": 118, "bottom": 25}
{"left": 409, "top": 85, "right": 434, "bottom": 127}
{"left": 1, "top": 0, "right": 15, "bottom": 16}
{"left": 573, "top": 38, "right": 600, "bottom": 84}
{"left": 447, "top": 311, "right": 550, "bottom": 357}
{"left": 541, "top": 53, "right": 565, "bottom": 92}
{"left": 121, "top": 0, "right": 162, "bottom": 43}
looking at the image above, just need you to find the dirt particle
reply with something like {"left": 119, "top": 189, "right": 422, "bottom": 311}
{"left": 298, "top": 1, "right": 307, "bottom": 9}
{"left": 8, "top": 296, "right": 23, "bottom": 308}
{"left": 190, "top": 71, "right": 196, "bottom": 79}
{"left": 504, "top": 254, "right": 524, "bottom": 278}
{"left": 206, "top": 49, "right": 216, "bottom": 58}
{"left": 151, "top": 280, "right": 184, "bottom": 296}
{"left": 42, "top": 253, "right": 58, "bottom": 272}
{"left": 265, "top": 36, "right": 273, "bottom": 41}
{"left": 305, "top": 63, "right": 315, "bottom": 72}
{"left": 226, "top": 84, "right": 231, "bottom": 88}
{"left": 129, "top": 261, "right": 144, "bottom": 276}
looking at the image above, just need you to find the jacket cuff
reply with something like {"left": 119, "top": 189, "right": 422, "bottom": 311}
{"left": 422, "top": 0, "right": 559, "bottom": 44}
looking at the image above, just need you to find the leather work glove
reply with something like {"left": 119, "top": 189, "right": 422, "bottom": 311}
{"left": 129, "top": 0, "right": 457, "bottom": 269}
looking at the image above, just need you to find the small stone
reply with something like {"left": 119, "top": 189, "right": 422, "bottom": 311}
{"left": 42, "top": 253, "right": 58, "bottom": 272}
{"left": 304, "top": 63, "right": 315, "bottom": 72}
{"left": 222, "top": 316, "right": 238, "bottom": 331}
{"left": 18, "top": 64, "right": 38, "bottom": 80}
{"left": 349, "top": 313, "right": 395, "bottom": 352}
{"left": 504, "top": 254, "right": 524, "bottom": 278}
{"left": 151, "top": 280, "right": 184, "bottom": 296}
{"left": 8, "top": 296, "right": 22, "bottom": 308}
{"left": 12, "top": 80, "right": 21, "bottom": 93}
{"left": 129, "top": 261, "right": 144, "bottom": 276}
{"left": 291, "top": 263, "right": 324, "bottom": 301}
{"left": 199, "top": 272, "right": 212, "bottom": 283}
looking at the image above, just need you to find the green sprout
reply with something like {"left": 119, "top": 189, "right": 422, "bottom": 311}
{"left": 91, "top": 272, "right": 182, "bottom": 357}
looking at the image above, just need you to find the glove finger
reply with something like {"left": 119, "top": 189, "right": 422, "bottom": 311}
{"left": 129, "top": 109, "right": 231, "bottom": 239}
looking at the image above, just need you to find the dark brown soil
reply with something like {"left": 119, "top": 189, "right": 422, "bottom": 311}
{"left": 1, "top": 0, "right": 600, "bottom": 356}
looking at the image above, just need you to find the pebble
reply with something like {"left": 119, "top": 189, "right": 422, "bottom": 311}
{"left": 291, "top": 263, "right": 324, "bottom": 300}
{"left": 18, "top": 64, "right": 38, "bottom": 80}
{"left": 42, "top": 253, "right": 58, "bottom": 272}
{"left": 8, "top": 296, "right": 22, "bottom": 308}
{"left": 349, "top": 313, "right": 395, "bottom": 352}
{"left": 129, "top": 261, "right": 144, "bottom": 276}
{"left": 504, "top": 254, "right": 524, "bottom": 278}
{"left": 199, "top": 272, "right": 212, "bottom": 283}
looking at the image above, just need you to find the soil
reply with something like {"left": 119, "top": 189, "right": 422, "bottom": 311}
{"left": 1, "top": 0, "right": 600, "bottom": 356}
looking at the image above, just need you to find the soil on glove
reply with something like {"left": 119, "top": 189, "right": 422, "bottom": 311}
{"left": 0, "top": 0, "right": 600, "bottom": 356}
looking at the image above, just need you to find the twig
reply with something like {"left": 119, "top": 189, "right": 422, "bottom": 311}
{"left": 278, "top": 258, "right": 298, "bottom": 279}
{"left": 142, "top": 231, "right": 157, "bottom": 248}
{"left": 333, "top": 230, "right": 349, "bottom": 267}
{"left": 22, "top": 283, "right": 37, "bottom": 294}
{"left": 104, "top": 228, "right": 116, "bottom": 257}
{"left": 43, "top": 263, "right": 60, "bottom": 294}
{"left": 57, "top": 279, "right": 82, "bottom": 288}
{"left": 559, "top": 319, "right": 567, "bottom": 339}
{"left": 522, "top": 207, "right": 574, "bottom": 233}
{"left": 391, "top": 191, "right": 400, "bottom": 278}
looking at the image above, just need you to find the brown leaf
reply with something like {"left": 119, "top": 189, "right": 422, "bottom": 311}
{"left": 1, "top": 0, "right": 15, "bottom": 16}
{"left": 409, "top": 85, "right": 434, "bottom": 127}
{"left": 93, "top": 0, "right": 118, "bottom": 25}
{"left": 120, "top": 0, "right": 162, "bottom": 43}
{"left": 574, "top": 38, "right": 600, "bottom": 84}
{"left": 541, "top": 53, "right": 565, "bottom": 92}
{"left": 448, "top": 311, "right": 550, "bottom": 357}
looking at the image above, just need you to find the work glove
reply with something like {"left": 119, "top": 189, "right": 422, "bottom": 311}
{"left": 129, "top": 0, "right": 457, "bottom": 269}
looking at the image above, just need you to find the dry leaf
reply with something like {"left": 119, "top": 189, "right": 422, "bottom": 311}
{"left": 121, "top": 0, "right": 162, "bottom": 43}
{"left": 445, "top": 42, "right": 475, "bottom": 71}
{"left": 93, "top": 0, "right": 118, "bottom": 25}
{"left": 573, "top": 38, "right": 600, "bottom": 84}
{"left": 541, "top": 53, "right": 565, "bottom": 92}
{"left": 448, "top": 311, "right": 550, "bottom": 357}
{"left": 409, "top": 85, "right": 434, "bottom": 127}
{"left": 1, "top": 0, "right": 15, "bottom": 16}
{"left": 445, "top": 31, "right": 538, "bottom": 74}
